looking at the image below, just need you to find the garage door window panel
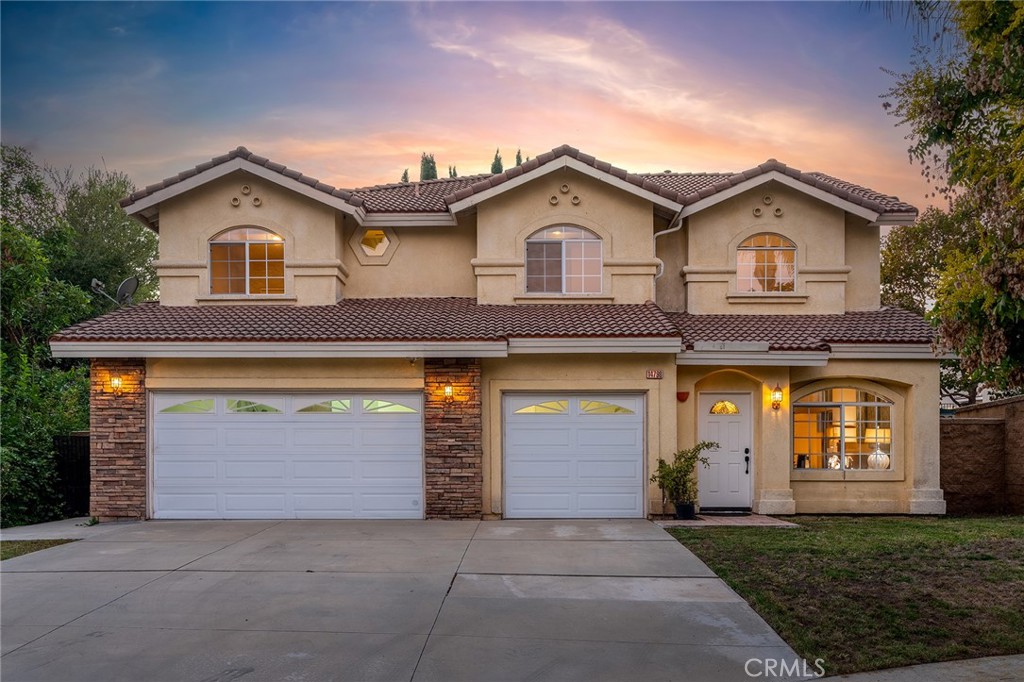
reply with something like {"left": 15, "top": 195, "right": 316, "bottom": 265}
{"left": 362, "top": 399, "right": 418, "bottom": 414}
{"left": 159, "top": 399, "right": 215, "bottom": 414}
{"left": 227, "top": 398, "right": 283, "bottom": 414}
{"left": 296, "top": 399, "right": 352, "bottom": 414}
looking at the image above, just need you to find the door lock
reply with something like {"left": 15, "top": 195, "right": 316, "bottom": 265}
{"left": 744, "top": 455, "right": 750, "bottom": 475}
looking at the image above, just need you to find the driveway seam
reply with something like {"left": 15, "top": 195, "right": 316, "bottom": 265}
{"left": 408, "top": 519, "right": 480, "bottom": 682}
{"left": 0, "top": 521, "right": 284, "bottom": 658}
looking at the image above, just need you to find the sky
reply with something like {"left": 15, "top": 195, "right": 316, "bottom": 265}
{"left": 1, "top": 1, "right": 934, "bottom": 208}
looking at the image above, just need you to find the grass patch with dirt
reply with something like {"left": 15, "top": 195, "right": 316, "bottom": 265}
{"left": 668, "top": 516, "right": 1024, "bottom": 676}
{"left": 1, "top": 539, "right": 75, "bottom": 560}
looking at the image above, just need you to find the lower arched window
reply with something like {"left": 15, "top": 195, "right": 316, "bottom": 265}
{"left": 792, "top": 387, "right": 893, "bottom": 471}
{"left": 210, "top": 226, "right": 284, "bottom": 295}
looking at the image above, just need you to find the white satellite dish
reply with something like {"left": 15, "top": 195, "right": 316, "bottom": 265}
{"left": 91, "top": 276, "right": 139, "bottom": 307}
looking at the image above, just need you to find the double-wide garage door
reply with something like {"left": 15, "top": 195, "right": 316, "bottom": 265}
{"left": 152, "top": 393, "right": 424, "bottom": 519}
{"left": 504, "top": 394, "right": 645, "bottom": 518}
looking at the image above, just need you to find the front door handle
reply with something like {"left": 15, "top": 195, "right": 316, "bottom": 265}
{"left": 744, "top": 455, "right": 750, "bottom": 475}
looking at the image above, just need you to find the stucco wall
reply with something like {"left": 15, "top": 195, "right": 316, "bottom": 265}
{"left": 675, "top": 358, "right": 943, "bottom": 515}
{"left": 472, "top": 168, "right": 660, "bottom": 304}
{"left": 680, "top": 181, "right": 879, "bottom": 315}
{"left": 146, "top": 357, "right": 424, "bottom": 390}
{"left": 156, "top": 172, "right": 346, "bottom": 306}
{"left": 480, "top": 354, "right": 677, "bottom": 517}
{"left": 340, "top": 217, "right": 477, "bottom": 299}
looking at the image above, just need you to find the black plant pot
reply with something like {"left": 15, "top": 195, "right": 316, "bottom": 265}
{"left": 673, "top": 502, "right": 697, "bottom": 520}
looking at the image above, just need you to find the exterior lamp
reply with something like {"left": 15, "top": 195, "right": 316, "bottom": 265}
{"left": 443, "top": 384, "right": 454, "bottom": 404}
{"left": 770, "top": 384, "right": 783, "bottom": 410}
{"left": 109, "top": 375, "right": 124, "bottom": 397}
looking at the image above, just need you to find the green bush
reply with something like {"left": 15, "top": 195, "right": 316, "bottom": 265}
{"left": 0, "top": 445, "right": 61, "bottom": 527}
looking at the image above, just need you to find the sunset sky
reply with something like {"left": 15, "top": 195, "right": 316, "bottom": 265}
{"left": 1, "top": 1, "right": 934, "bottom": 208}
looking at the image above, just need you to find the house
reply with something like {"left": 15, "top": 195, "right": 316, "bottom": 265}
{"left": 49, "top": 144, "right": 946, "bottom": 520}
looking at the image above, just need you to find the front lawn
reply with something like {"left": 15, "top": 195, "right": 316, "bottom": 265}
{"left": 669, "top": 516, "right": 1024, "bottom": 676}
{"left": 0, "top": 539, "right": 75, "bottom": 560}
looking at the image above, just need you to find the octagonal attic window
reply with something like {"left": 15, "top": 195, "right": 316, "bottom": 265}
{"left": 360, "top": 229, "right": 390, "bottom": 257}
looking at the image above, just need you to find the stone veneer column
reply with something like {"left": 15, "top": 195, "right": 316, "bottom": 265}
{"left": 423, "top": 358, "right": 483, "bottom": 518}
{"left": 90, "top": 358, "right": 147, "bottom": 520}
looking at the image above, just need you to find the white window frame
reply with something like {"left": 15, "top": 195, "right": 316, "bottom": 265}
{"left": 525, "top": 226, "right": 602, "bottom": 295}
{"left": 208, "top": 226, "right": 285, "bottom": 296}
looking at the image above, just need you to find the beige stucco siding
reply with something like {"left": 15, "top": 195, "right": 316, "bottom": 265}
{"left": 472, "top": 168, "right": 660, "bottom": 304}
{"left": 146, "top": 358, "right": 424, "bottom": 390}
{"left": 682, "top": 181, "right": 858, "bottom": 314}
{"left": 340, "top": 218, "right": 477, "bottom": 299}
{"left": 844, "top": 214, "right": 882, "bottom": 310}
{"left": 155, "top": 172, "right": 345, "bottom": 306}
{"left": 481, "top": 354, "right": 677, "bottom": 517}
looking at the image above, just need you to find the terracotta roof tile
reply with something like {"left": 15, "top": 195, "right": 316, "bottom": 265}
{"left": 50, "top": 298, "right": 679, "bottom": 344}
{"left": 666, "top": 307, "right": 934, "bottom": 351}
{"left": 119, "top": 147, "right": 363, "bottom": 210}
{"left": 119, "top": 145, "right": 916, "bottom": 219}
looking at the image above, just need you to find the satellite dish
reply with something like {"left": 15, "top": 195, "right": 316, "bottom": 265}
{"left": 115, "top": 277, "right": 139, "bottom": 305}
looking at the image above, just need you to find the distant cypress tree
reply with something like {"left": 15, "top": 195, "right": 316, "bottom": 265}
{"left": 400, "top": 168, "right": 409, "bottom": 183}
{"left": 490, "top": 148, "right": 503, "bottom": 174}
{"left": 419, "top": 153, "right": 438, "bottom": 181}
{"left": 448, "top": 165, "right": 458, "bottom": 178}
{"left": 515, "top": 148, "right": 523, "bottom": 166}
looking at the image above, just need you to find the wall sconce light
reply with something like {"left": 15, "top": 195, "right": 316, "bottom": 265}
{"left": 770, "top": 384, "right": 783, "bottom": 410}
{"left": 443, "top": 384, "right": 454, "bottom": 404}
{"left": 109, "top": 375, "right": 124, "bottom": 397}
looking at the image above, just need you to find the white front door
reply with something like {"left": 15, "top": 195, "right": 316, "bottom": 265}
{"left": 697, "top": 393, "right": 753, "bottom": 509}
{"left": 503, "top": 394, "right": 645, "bottom": 518}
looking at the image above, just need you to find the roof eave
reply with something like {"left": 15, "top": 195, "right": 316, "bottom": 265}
{"left": 446, "top": 156, "right": 684, "bottom": 215}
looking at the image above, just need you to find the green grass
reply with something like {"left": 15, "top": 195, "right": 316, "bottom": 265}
{"left": 668, "top": 516, "right": 1024, "bottom": 676}
{"left": 0, "top": 539, "right": 75, "bottom": 560}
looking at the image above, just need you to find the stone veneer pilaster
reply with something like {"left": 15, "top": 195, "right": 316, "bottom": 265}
{"left": 90, "top": 358, "right": 147, "bottom": 520}
{"left": 424, "top": 358, "right": 483, "bottom": 518}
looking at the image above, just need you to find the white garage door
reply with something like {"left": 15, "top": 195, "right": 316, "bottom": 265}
{"left": 152, "top": 393, "right": 423, "bottom": 519}
{"left": 504, "top": 394, "right": 645, "bottom": 518}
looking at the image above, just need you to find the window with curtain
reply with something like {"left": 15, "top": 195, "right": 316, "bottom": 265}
{"left": 737, "top": 233, "right": 796, "bottom": 293}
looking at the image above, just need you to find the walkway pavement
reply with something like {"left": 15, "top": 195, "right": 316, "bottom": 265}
{"left": 829, "top": 654, "right": 1024, "bottom": 681}
{"left": 1, "top": 518, "right": 797, "bottom": 682}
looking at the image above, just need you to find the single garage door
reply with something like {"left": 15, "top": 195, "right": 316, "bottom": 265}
{"left": 152, "top": 393, "right": 423, "bottom": 519}
{"left": 504, "top": 394, "right": 645, "bottom": 518}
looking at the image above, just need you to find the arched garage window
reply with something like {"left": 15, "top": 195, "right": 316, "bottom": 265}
{"left": 526, "top": 226, "right": 602, "bottom": 294}
{"left": 793, "top": 387, "right": 893, "bottom": 471}
{"left": 737, "top": 233, "right": 795, "bottom": 292}
{"left": 210, "top": 227, "right": 284, "bottom": 295}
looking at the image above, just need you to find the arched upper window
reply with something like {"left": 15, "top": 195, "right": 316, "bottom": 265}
{"left": 737, "top": 233, "right": 796, "bottom": 293}
{"left": 526, "top": 226, "right": 602, "bottom": 294}
{"left": 792, "top": 387, "right": 894, "bottom": 471}
{"left": 209, "top": 227, "right": 284, "bottom": 295}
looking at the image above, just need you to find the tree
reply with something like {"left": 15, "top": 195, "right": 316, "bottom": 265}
{"left": 448, "top": 165, "right": 458, "bottom": 178}
{"left": 50, "top": 168, "right": 159, "bottom": 314}
{"left": 400, "top": 168, "right": 409, "bottom": 183}
{"left": 490, "top": 148, "right": 503, "bottom": 174}
{"left": 419, "top": 152, "right": 437, "bottom": 181}
{"left": 883, "top": 1, "right": 1024, "bottom": 389}
{"left": 515, "top": 149, "right": 523, "bottom": 166}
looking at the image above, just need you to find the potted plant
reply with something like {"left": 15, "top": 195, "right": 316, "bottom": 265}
{"left": 650, "top": 440, "right": 718, "bottom": 519}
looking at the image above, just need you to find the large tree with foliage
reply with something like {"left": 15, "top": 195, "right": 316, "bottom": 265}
{"left": 51, "top": 168, "right": 159, "bottom": 314}
{"left": 883, "top": 1, "right": 1024, "bottom": 389}
{"left": 882, "top": 204, "right": 988, "bottom": 405}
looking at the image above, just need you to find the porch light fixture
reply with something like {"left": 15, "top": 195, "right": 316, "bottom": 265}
{"left": 443, "top": 384, "right": 454, "bottom": 404}
{"left": 770, "top": 384, "right": 783, "bottom": 410}
{"left": 109, "top": 375, "right": 124, "bottom": 397}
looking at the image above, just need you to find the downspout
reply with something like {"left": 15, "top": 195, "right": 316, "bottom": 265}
{"left": 653, "top": 211, "right": 685, "bottom": 281}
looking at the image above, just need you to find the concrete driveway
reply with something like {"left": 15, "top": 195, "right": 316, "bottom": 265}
{"left": 1, "top": 519, "right": 797, "bottom": 681}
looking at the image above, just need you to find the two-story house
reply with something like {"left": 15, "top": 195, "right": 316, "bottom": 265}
{"left": 50, "top": 145, "right": 946, "bottom": 520}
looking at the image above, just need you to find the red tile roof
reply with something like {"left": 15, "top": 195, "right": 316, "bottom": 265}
{"left": 51, "top": 298, "right": 933, "bottom": 350}
{"left": 119, "top": 147, "right": 363, "bottom": 210}
{"left": 50, "top": 298, "right": 680, "bottom": 344}
{"left": 667, "top": 308, "right": 935, "bottom": 351}
{"left": 119, "top": 145, "right": 916, "bottom": 219}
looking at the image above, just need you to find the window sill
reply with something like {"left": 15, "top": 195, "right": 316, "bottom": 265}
{"left": 196, "top": 295, "right": 298, "bottom": 305}
{"left": 513, "top": 294, "right": 614, "bottom": 304}
{"left": 791, "top": 469, "right": 904, "bottom": 482}
{"left": 727, "top": 292, "right": 809, "bottom": 304}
